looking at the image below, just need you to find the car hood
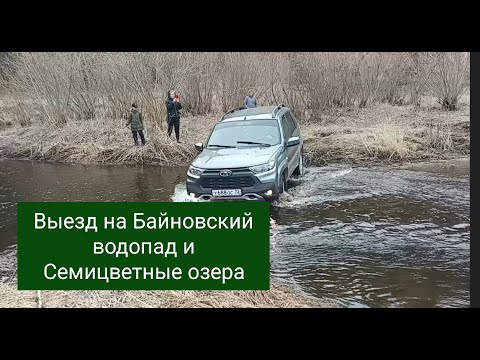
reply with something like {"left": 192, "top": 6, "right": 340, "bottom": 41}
{"left": 191, "top": 145, "right": 281, "bottom": 169}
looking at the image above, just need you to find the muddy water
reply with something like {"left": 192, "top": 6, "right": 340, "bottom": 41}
{"left": 268, "top": 165, "right": 469, "bottom": 307}
{"left": 0, "top": 160, "right": 187, "bottom": 250}
{"left": 0, "top": 159, "right": 470, "bottom": 307}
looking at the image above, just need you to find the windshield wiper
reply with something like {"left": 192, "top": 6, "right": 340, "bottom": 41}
{"left": 207, "top": 144, "right": 236, "bottom": 148}
{"left": 237, "top": 141, "right": 271, "bottom": 147}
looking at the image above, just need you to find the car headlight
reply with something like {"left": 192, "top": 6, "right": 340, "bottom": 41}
{"left": 249, "top": 160, "right": 275, "bottom": 174}
{"left": 187, "top": 166, "right": 204, "bottom": 178}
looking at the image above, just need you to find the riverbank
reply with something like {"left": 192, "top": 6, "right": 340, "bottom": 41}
{"left": 0, "top": 245, "right": 325, "bottom": 308}
{"left": 0, "top": 100, "right": 470, "bottom": 167}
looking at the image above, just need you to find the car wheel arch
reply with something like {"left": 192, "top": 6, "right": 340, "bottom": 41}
{"left": 276, "top": 164, "right": 288, "bottom": 187}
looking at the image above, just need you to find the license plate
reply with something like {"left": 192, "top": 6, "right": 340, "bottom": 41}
{"left": 212, "top": 189, "right": 242, "bottom": 197}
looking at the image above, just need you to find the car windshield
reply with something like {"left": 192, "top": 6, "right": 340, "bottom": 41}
{"left": 207, "top": 119, "right": 281, "bottom": 148}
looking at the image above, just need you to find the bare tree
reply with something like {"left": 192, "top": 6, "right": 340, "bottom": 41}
{"left": 1, "top": 52, "right": 470, "bottom": 130}
{"left": 424, "top": 52, "right": 469, "bottom": 110}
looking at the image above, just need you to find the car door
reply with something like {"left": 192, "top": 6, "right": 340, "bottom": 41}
{"left": 281, "top": 112, "right": 297, "bottom": 178}
{"left": 280, "top": 114, "right": 290, "bottom": 172}
{"left": 287, "top": 111, "right": 301, "bottom": 173}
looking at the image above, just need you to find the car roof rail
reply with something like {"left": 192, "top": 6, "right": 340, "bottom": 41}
{"left": 271, "top": 104, "right": 286, "bottom": 118}
{"left": 220, "top": 106, "right": 246, "bottom": 121}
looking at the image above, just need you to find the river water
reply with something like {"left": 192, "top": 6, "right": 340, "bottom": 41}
{"left": 0, "top": 159, "right": 470, "bottom": 307}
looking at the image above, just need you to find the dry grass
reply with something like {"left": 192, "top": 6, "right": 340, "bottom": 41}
{"left": 0, "top": 245, "right": 325, "bottom": 308}
{"left": 0, "top": 94, "right": 470, "bottom": 167}
{"left": 0, "top": 115, "right": 217, "bottom": 165}
{"left": 0, "top": 245, "right": 16, "bottom": 283}
{"left": 302, "top": 99, "right": 469, "bottom": 166}
{"left": 0, "top": 284, "right": 319, "bottom": 308}
{"left": 361, "top": 119, "right": 410, "bottom": 160}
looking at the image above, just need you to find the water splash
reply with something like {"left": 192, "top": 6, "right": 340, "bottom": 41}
{"left": 171, "top": 183, "right": 199, "bottom": 202}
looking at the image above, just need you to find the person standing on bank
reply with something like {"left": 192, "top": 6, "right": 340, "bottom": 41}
{"left": 166, "top": 89, "right": 182, "bottom": 143}
{"left": 125, "top": 103, "right": 146, "bottom": 146}
{"left": 244, "top": 89, "right": 258, "bottom": 108}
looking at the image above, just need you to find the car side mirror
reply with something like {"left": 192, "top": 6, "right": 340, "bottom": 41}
{"left": 195, "top": 143, "right": 204, "bottom": 151}
{"left": 286, "top": 136, "right": 300, "bottom": 147}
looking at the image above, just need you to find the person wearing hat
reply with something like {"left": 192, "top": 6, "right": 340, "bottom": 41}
{"left": 125, "top": 103, "right": 146, "bottom": 146}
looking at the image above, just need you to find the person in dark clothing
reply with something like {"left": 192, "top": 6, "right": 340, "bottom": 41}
{"left": 125, "top": 103, "right": 146, "bottom": 146}
{"left": 165, "top": 89, "right": 182, "bottom": 143}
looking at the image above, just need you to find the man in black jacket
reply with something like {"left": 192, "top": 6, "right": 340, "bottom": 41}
{"left": 165, "top": 89, "right": 183, "bottom": 143}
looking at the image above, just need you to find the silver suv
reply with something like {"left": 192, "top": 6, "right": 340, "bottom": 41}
{"left": 186, "top": 105, "right": 304, "bottom": 201}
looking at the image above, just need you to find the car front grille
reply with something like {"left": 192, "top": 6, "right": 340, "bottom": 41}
{"left": 202, "top": 168, "right": 250, "bottom": 175}
{"left": 200, "top": 176, "right": 255, "bottom": 189}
